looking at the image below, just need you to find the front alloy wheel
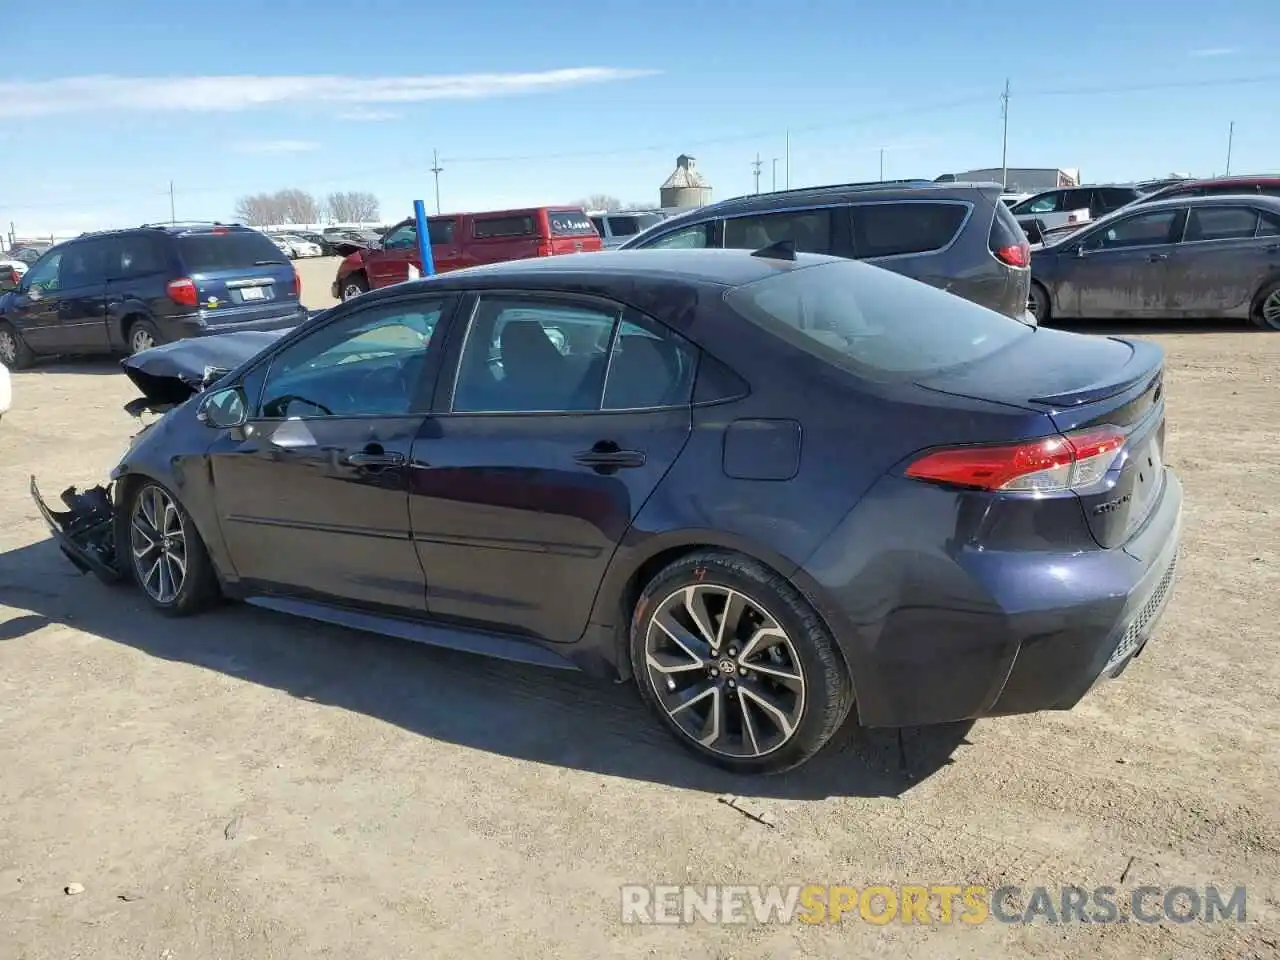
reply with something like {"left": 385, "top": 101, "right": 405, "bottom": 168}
{"left": 131, "top": 484, "right": 187, "bottom": 604}
{"left": 644, "top": 584, "right": 806, "bottom": 759}
{"left": 130, "top": 326, "right": 156, "bottom": 354}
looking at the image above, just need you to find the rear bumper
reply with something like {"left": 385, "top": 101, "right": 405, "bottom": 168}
{"left": 800, "top": 469, "right": 1184, "bottom": 728}
{"left": 160, "top": 304, "right": 307, "bottom": 340}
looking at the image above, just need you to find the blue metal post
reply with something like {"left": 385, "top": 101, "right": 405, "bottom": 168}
{"left": 413, "top": 199, "right": 435, "bottom": 277}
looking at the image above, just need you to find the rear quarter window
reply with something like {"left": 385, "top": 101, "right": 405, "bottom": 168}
{"left": 177, "top": 231, "right": 288, "bottom": 271}
{"left": 723, "top": 259, "right": 1029, "bottom": 380}
{"left": 473, "top": 215, "right": 537, "bottom": 239}
{"left": 849, "top": 201, "right": 968, "bottom": 258}
{"left": 548, "top": 211, "right": 597, "bottom": 236}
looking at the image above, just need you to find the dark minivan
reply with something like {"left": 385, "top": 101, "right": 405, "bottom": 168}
{"left": 617, "top": 180, "right": 1034, "bottom": 322}
{"left": 0, "top": 222, "right": 305, "bottom": 369}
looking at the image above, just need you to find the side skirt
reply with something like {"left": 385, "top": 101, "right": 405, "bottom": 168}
{"left": 243, "top": 594, "right": 582, "bottom": 672}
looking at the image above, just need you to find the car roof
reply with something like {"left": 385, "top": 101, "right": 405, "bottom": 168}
{"left": 363, "top": 248, "right": 840, "bottom": 299}
{"left": 650, "top": 180, "right": 998, "bottom": 231}
{"left": 1128, "top": 193, "right": 1280, "bottom": 212}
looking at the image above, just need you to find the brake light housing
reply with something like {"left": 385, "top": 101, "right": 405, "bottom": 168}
{"left": 994, "top": 242, "right": 1030, "bottom": 267}
{"left": 166, "top": 277, "right": 198, "bottom": 307}
{"left": 292, "top": 271, "right": 301, "bottom": 298}
{"left": 905, "top": 426, "right": 1126, "bottom": 493}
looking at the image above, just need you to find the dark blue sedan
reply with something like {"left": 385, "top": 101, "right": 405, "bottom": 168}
{"left": 33, "top": 247, "right": 1183, "bottom": 774}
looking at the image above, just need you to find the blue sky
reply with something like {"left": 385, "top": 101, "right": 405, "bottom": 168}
{"left": 3, "top": 0, "right": 1277, "bottom": 235}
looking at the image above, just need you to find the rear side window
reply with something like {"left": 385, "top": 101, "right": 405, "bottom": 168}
{"left": 428, "top": 220, "right": 455, "bottom": 244}
{"left": 1184, "top": 207, "right": 1259, "bottom": 241}
{"left": 724, "top": 260, "right": 1028, "bottom": 379}
{"left": 109, "top": 233, "right": 166, "bottom": 278}
{"left": 849, "top": 202, "right": 967, "bottom": 258}
{"left": 1205, "top": 183, "right": 1260, "bottom": 196}
{"left": 724, "top": 209, "right": 833, "bottom": 254}
{"left": 474, "top": 215, "right": 537, "bottom": 239}
{"left": 548, "top": 211, "right": 596, "bottom": 236}
{"left": 606, "top": 216, "right": 641, "bottom": 237}
{"left": 177, "top": 230, "right": 288, "bottom": 271}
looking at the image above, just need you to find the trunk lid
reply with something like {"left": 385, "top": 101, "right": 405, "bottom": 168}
{"left": 173, "top": 228, "right": 298, "bottom": 312}
{"left": 917, "top": 328, "right": 1167, "bottom": 551}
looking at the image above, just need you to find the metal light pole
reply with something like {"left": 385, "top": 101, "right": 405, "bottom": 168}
{"left": 1225, "top": 122, "right": 1235, "bottom": 176}
{"left": 771, "top": 158, "right": 779, "bottom": 191}
{"left": 879, "top": 148, "right": 885, "bottom": 181}
{"left": 752, "top": 153, "right": 762, "bottom": 194}
{"left": 430, "top": 149, "right": 444, "bottom": 214}
{"left": 1000, "top": 78, "right": 1010, "bottom": 190}
{"left": 169, "top": 181, "right": 176, "bottom": 223}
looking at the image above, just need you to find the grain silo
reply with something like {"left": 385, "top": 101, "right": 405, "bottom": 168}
{"left": 660, "top": 154, "right": 712, "bottom": 209}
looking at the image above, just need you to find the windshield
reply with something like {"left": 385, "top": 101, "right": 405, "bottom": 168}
{"left": 724, "top": 259, "right": 1032, "bottom": 380}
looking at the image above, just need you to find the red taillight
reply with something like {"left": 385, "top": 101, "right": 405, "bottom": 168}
{"left": 537, "top": 240, "right": 554, "bottom": 257}
{"left": 905, "top": 426, "right": 1126, "bottom": 493}
{"left": 994, "top": 243, "right": 1030, "bottom": 267}
{"left": 166, "top": 277, "right": 198, "bottom": 307}
{"left": 292, "top": 271, "right": 301, "bottom": 298}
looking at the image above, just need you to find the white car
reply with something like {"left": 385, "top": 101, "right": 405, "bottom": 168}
{"left": 0, "top": 360, "right": 10, "bottom": 422}
{"left": 270, "top": 234, "right": 322, "bottom": 258}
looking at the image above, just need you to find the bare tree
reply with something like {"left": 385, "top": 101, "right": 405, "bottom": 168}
{"left": 234, "top": 188, "right": 322, "bottom": 226}
{"left": 579, "top": 194, "right": 622, "bottom": 212}
{"left": 326, "top": 191, "right": 381, "bottom": 223}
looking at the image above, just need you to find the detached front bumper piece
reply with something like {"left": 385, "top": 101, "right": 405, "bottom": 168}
{"left": 30, "top": 476, "right": 123, "bottom": 583}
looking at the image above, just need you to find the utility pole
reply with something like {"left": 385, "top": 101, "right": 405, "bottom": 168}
{"left": 169, "top": 181, "right": 176, "bottom": 223}
{"left": 879, "top": 148, "right": 885, "bottom": 181}
{"left": 771, "top": 158, "right": 779, "bottom": 191}
{"left": 1225, "top": 121, "right": 1235, "bottom": 175}
{"left": 785, "top": 131, "right": 791, "bottom": 188}
{"left": 752, "top": 153, "right": 763, "bottom": 194}
{"left": 1000, "top": 78, "right": 1010, "bottom": 190}
{"left": 430, "top": 149, "right": 443, "bottom": 215}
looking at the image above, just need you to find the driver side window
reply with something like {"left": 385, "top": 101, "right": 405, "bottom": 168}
{"left": 24, "top": 250, "right": 63, "bottom": 292}
{"left": 257, "top": 298, "right": 446, "bottom": 419}
{"left": 382, "top": 223, "right": 417, "bottom": 250}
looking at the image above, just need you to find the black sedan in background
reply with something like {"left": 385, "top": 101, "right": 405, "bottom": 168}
{"left": 34, "top": 249, "right": 1182, "bottom": 774}
{"left": 1029, "top": 194, "right": 1280, "bottom": 329}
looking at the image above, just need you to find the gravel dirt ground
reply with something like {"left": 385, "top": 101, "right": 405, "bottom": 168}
{"left": 1, "top": 271, "right": 1278, "bottom": 958}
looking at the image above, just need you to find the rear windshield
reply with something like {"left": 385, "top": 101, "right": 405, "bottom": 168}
{"left": 474, "top": 215, "right": 537, "bottom": 239}
{"left": 176, "top": 230, "right": 288, "bottom": 271}
{"left": 548, "top": 210, "right": 597, "bottom": 236}
{"left": 723, "top": 259, "right": 1031, "bottom": 379}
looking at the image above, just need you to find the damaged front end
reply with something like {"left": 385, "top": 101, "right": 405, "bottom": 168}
{"left": 30, "top": 477, "right": 123, "bottom": 582}
{"left": 30, "top": 326, "right": 296, "bottom": 583}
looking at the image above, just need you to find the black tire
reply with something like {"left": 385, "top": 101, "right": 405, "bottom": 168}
{"left": 340, "top": 272, "right": 369, "bottom": 302}
{"left": 1028, "top": 280, "right": 1051, "bottom": 325}
{"left": 124, "top": 479, "right": 220, "bottom": 616}
{"left": 628, "top": 550, "right": 854, "bottom": 775}
{"left": 1250, "top": 279, "right": 1280, "bottom": 331}
{"left": 126, "top": 318, "right": 164, "bottom": 355}
{"left": 0, "top": 319, "right": 35, "bottom": 369}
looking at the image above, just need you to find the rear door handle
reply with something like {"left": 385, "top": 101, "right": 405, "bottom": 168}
{"left": 574, "top": 444, "right": 646, "bottom": 470}
{"left": 1147, "top": 253, "right": 1169, "bottom": 262}
{"left": 344, "top": 450, "right": 406, "bottom": 469}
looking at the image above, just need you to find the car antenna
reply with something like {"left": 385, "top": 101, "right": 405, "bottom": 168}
{"left": 751, "top": 239, "right": 797, "bottom": 261}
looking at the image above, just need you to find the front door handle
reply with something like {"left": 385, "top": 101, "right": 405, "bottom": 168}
{"left": 344, "top": 448, "right": 406, "bottom": 469}
{"left": 574, "top": 442, "right": 646, "bottom": 470}
{"left": 1147, "top": 253, "right": 1169, "bottom": 262}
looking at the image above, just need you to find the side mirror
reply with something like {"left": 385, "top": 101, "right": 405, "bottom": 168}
{"left": 1073, "top": 244, "right": 1087, "bottom": 258}
{"left": 197, "top": 386, "right": 248, "bottom": 429}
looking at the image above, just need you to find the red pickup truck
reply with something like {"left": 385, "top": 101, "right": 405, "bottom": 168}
{"left": 331, "top": 206, "right": 603, "bottom": 302}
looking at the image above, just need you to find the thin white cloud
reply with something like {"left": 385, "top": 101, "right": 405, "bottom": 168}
{"left": 0, "top": 67, "right": 657, "bottom": 118}
{"left": 1189, "top": 47, "right": 1236, "bottom": 57}
{"left": 233, "top": 139, "right": 320, "bottom": 154}
{"left": 339, "top": 108, "right": 400, "bottom": 122}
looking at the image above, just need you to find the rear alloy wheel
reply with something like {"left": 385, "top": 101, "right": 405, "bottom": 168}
{"left": 0, "top": 320, "right": 34, "bottom": 369}
{"left": 128, "top": 481, "right": 219, "bottom": 615}
{"left": 1252, "top": 281, "right": 1280, "bottom": 331}
{"left": 128, "top": 319, "right": 163, "bottom": 355}
{"left": 1028, "top": 281, "right": 1050, "bottom": 324}
{"left": 630, "top": 551, "right": 854, "bottom": 774}
{"left": 341, "top": 274, "right": 369, "bottom": 302}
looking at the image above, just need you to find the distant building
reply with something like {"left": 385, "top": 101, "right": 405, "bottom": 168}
{"left": 947, "top": 167, "right": 1080, "bottom": 193}
{"left": 660, "top": 154, "right": 712, "bottom": 209}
